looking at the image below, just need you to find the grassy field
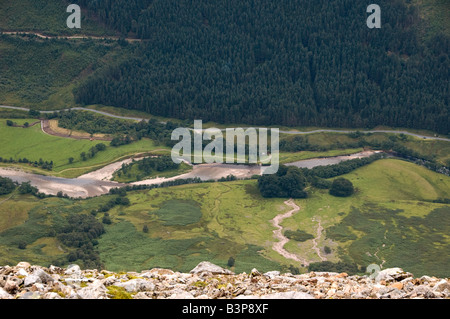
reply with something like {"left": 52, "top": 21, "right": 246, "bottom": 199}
{"left": 0, "top": 158, "right": 448, "bottom": 276}
{"left": 283, "top": 159, "right": 450, "bottom": 277}
{"left": 0, "top": 181, "right": 287, "bottom": 273}
{"left": 98, "top": 181, "right": 288, "bottom": 273}
{"left": 0, "top": 119, "right": 171, "bottom": 177}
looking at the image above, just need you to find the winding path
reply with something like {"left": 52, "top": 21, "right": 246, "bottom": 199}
{"left": 1, "top": 105, "right": 448, "bottom": 141}
{"left": 0, "top": 31, "right": 142, "bottom": 42}
{"left": 270, "top": 199, "right": 309, "bottom": 266}
{"left": 311, "top": 217, "right": 326, "bottom": 262}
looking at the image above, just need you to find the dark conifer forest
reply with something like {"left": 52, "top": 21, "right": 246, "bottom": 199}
{"left": 74, "top": 0, "right": 449, "bottom": 134}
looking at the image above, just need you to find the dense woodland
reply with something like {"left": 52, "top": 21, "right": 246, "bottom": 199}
{"left": 73, "top": 0, "right": 448, "bottom": 134}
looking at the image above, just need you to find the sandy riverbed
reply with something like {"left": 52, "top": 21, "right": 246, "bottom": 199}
{"left": 0, "top": 151, "right": 379, "bottom": 198}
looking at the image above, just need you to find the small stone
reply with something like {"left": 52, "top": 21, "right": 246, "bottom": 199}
{"left": 43, "top": 292, "right": 63, "bottom": 299}
{"left": 17, "top": 268, "right": 28, "bottom": 277}
{"left": 133, "top": 292, "right": 152, "bottom": 299}
{"left": 237, "top": 291, "right": 315, "bottom": 299}
{"left": 16, "top": 262, "right": 31, "bottom": 269}
{"left": 168, "top": 290, "right": 195, "bottom": 299}
{"left": 19, "top": 291, "right": 42, "bottom": 299}
{"left": 433, "top": 279, "right": 450, "bottom": 292}
{"left": 4, "top": 279, "right": 19, "bottom": 293}
{"left": 375, "top": 268, "right": 413, "bottom": 283}
{"left": 65, "top": 264, "right": 82, "bottom": 277}
{"left": 190, "top": 262, "right": 234, "bottom": 275}
{"left": 77, "top": 280, "right": 107, "bottom": 299}
{"left": 263, "top": 271, "right": 280, "bottom": 279}
{"left": 33, "top": 269, "right": 54, "bottom": 284}
{"left": 388, "top": 282, "right": 403, "bottom": 290}
{"left": 115, "top": 279, "right": 155, "bottom": 293}
{"left": 0, "top": 287, "right": 12, "bottom": 299}
{"left": 250, "top": 268, "right": 261, "bottom": 277}
{"left": 145, "top": 268, "right": 175, "bottom": 276}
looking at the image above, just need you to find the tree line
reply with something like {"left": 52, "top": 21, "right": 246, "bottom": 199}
{"left": 0, "top": 156, "right": 53, "bottom": 171}
{"left": 52, "top": 110, "right": 178, "bottom": 147}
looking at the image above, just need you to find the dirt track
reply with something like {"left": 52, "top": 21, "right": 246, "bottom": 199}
{"left": 41, "top": 120, "right": 112, "bottom": 141}
{"left": 270, "top": 199, "right": 309, "bottom": 266}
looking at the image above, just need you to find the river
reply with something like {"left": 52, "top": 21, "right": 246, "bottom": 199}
{"left": 0, "top": 151, "right": 380, "bottom": 198}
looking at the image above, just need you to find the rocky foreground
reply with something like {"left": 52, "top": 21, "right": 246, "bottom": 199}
{"left": 0, "top": 261, "right": 448, "bottom": 299}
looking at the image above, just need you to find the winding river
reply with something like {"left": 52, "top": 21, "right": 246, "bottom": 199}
{"left": 0, "top": 104, "right": 443, "bottom": 198}
{"left": 0, "top": 151, "right": 380, "bottom": 198}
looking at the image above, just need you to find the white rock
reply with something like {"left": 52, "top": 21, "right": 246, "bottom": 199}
{"left": 32, "top": 269, "right": 54, "bottom": 284}
{"left": 375, "top": 268, "right": 412, "bottom": 283}
{"left": 167, "top": 290, "right": 195, "bottom": 299}
{"left": 43, "top": 292, "right": 63, "bottom": 299}
{"left": 190, "top": 262, "right": 234, "bottom": 275}
{"left": 237, "top": 291, "right": 314, "bottom": 299}
{"left": 24, "top": 274, "right": 41, "bottom": 287}
{"left": 18, "top": 291, "right": 42, "bottom": 299}
{"left": 0, "top": 287, "right": 12, "bottom": 299}
{"left": 77, "top": 280, "right": 107, "bottom": 299}
{"left": 263, "top": 271, "right": 280, "bottom": 279}
{"left": 115, "top": 279, "right": 155, "bottom": 293}
{"left": 65, "top": 264, "right": 82, "bottom": 277}
{"left": 17, "top": 268, "right": 28, "bottom": 277}
{"left": 433, "top": 279, "right": 450, "bottom": 292}
{"left": 16, "top": 262, "right": 31, "bottom": 269}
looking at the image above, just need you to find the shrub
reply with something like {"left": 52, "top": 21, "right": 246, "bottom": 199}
{"left": 329, "top": 178, "right": 354, "bottom": 197}
{"left": 0, "top": 177, "right": 16, "bottom": 195}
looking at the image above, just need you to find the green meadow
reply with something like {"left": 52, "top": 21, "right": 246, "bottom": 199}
{"left": 283, "top": 159, "right": 450, "bottom": 277}
{"left": 0, "top": 158, "right": 448, "bottom": 276}
{"left": 0, "top": 119, "right": 170, "bottom": 177}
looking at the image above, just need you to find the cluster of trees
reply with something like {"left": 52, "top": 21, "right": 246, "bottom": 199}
{"left": 0, "top": 177, "right": 16, "bottom": 195}
{"left": 305, "top": 153, "right": 385, "bottom": 179}
{"left": 284, "top": 229, "right": 314, "bottom": 242}
{"left": 279, "top": 136, "right": 312, "bottom": 153}
{"left": 74, "top": 0, "right": 448, "bottom": 134}
{"left": 56, "top": 214, "right": 105, "bottom": 269}
{"left": 18, "top": 182, "right": 39, "bottom": 196}
{"left": 108, "top": 177, "right": 204, "bottom": 196}
{"left": 329, "top": 178, "right": 355, "bottom": 197}
{"left": 5, "top": 120, "right": 35, "bottom": 128}
{"left": 258, "top": 153, "right": 383, "bottom": 198}
{"left": 258, "top": 165, "right": 308, "bottom": 198}
{"left": 110, "top": 135, "right": 133, "bottom": 147}
{"left": 0, "top": 177, "right": 46, "bottom": 198}
{"left": 80, "top": 143, "right": 106, "bottom": 161}
{"left": 117, "top": 155, "right": 180, "bottom": 178}
{"left": 94, "top": 195, "right": 131, "bottom": 215}
{"left": 54, "top": 110, "right": 178, "bottom": 147}
{"left": 0, "top": 157, "right": 53, "bottom": 170}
